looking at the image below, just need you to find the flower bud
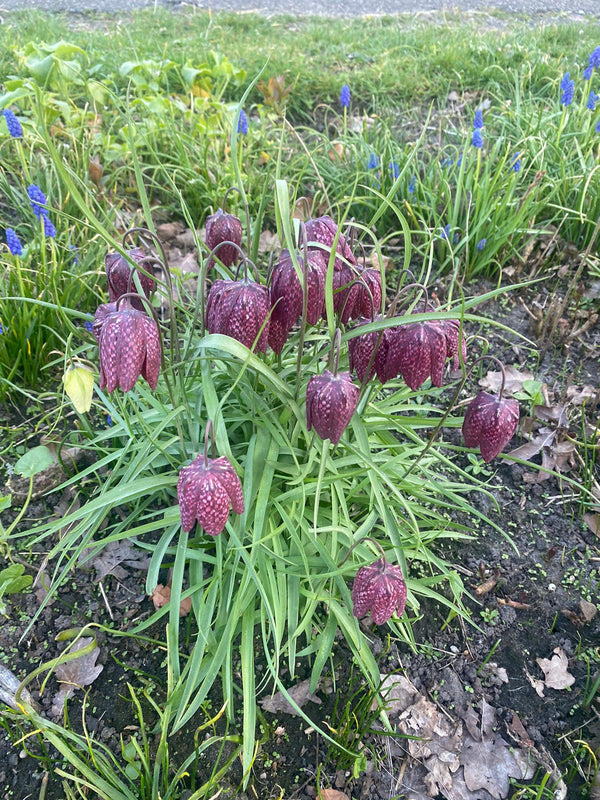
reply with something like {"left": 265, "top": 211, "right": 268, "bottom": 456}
{"left": 304, "top": 215, "right": 356, "bottom": 272}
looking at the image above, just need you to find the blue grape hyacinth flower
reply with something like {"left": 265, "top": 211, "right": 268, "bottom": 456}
{"left": 560, "top": 72, "right": 575, "bottom": 106}
{"left": 340, "top": 84, "right": 350, "bottom": 109}
{"left": 42, "top": 215, "right": 56, "bottom": 238}
{"left": 237, "top": 109, "right": 248, "bottom": 135}
{"left": 5, "top": 228, "right": 23, "bottom": 256}
{"left": 3, "top": 109, "right": 23, "bottom": 139}
{"left": 477, "top": 238, "right": 487, "bottom": 251}
{"left": 440, "top": 224, "right": 451, "bottom": 241}
{"left": 408, "top": 175, "right": 416, "bottom": 194}
{"left": 584, "top": 66, "right": 594, "bottom": 81}
{"left": 587, "top": 91, "right": 599, "bottom": 111}
{"left": 27, "top": 184, "right": 48, "bottom": 218}
{"left": 596, "top": 119, "right": 600, "bottom": 133}
{"left": 367, "top": 153, "right": 379, "bottom": 170}
{"left": 389, "top": 161, "right": 400, "bottom": 179}
{"left": 473, "top": 109, "right": 484, "bottom": 129}
{"left": 510, "top": 152, "right": 521, "bottom": 173}
{"left": 472, "top": 129, "right": 483, "bottom": 148}
{"left": 590, "top": 47, "right": 600, "bottom": 69}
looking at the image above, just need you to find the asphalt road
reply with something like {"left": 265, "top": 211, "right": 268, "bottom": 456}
{"left": 1, "top": 0, "right": 599, "bottom": 16}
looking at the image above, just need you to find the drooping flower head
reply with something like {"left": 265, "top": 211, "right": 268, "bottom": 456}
{"left": 206, "top": 276, "right": 271, "bottom": 352}
{"left": 472, "top": 129, "right": 483, "bottom": 149}
{"left": 105, "top": 248, "right": 155, "bottom": 312}
{"left": 237, "top": 109, "right": 248, "bottom": 135}
{"left": 178, "top": 451, "right": 244, "bottom": 536}
{"left": 5, "top": 228, "right": 23, "bottom": 256}
{"left": 351, "top": 557, "right": 407, "bottom": 626}
{"left": 97, "top": 301, "right": 161, "bottom": 393}
{"left": 352, "top": 267, "right": 382, "bottom": 320}
{"left": 304, "top": 215, "right": 357, "bottom": 272}
{"left": 268, "top": 248, "right": 327, "bottom": 353}
{"left": 205, "top": 208, "right": 243, "bottom": 269}
{"left": 462, "top": 389, "right": 519, "bottom": 462}
{"left": 3, "top": 109, "right": 23, "bottom": 139}
{"left": 473, "top": 109, "right": 484, "bottom": 129}
{"left": 340, "top": 84, "right": 351, "bottom": 109}
{"left": 306, "top": 369, "right": 359, "bottom": 445}
{"left": 348, "top": 317, "right": 390, "bottom": 383}
{"left": 560, "top": 72, "right": 575, "bottom": 107}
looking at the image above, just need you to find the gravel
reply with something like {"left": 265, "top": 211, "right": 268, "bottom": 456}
{"left": 2, "top": 0, "right": 599, "bottom": 18}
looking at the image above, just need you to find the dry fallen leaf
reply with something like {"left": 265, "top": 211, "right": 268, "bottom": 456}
{"left": 258, "top": 229, "right": 280, "bottom": 254}
{"left": 369, "top": 251, "right": 392, "bottom": 272}
{"left": 536, "top": 647, "right": 575, "bottom": 691}
{"left": 51, "top": 638, "right": 103, "bottom": 717}
{"left": 85, "top": 539, "right": 150, "bottom": 583}
{"left": 319, "top": 791, "right": 349, "bottom": 800}
{"left": 508, "top": 429, "right": 555, "bottom": 462}
{"left": 150, "top": 584, "right": 192, "bottom": 616}
{"left": 260, "top": 678, "right": 321, "bottom": 716}
{"left": 479, "top": 365, "right": 534, "bottom": 397}
{"left": 566, "top": 384, "right": 598, "bottom": 405}
{"left": 584, "top": 513, "right": 600, "bottom": 536}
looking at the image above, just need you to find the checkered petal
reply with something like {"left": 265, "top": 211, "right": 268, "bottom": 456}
{"left": 332, "top": 265, "right": 361, "bottom": 323}
{"left": 391, "top": 319, "right": 447, "bottom": 390}
{"left": 306, "top": 370, "right": 359, "bottom": 445}
{"left": 205, "top": 209, "right": 243, "bottom": 269}
{"left": 140, "top": 314, "right": 162, "bottom": 390}
{"left": 351, "top": 558, "right": 407, "bottom": 626}
{"left": 305, "top": 215, "right": 356, "bottom": 272}
{"left": 354, "top": 268, "right": 382, "bottom": 319}
{"left": 443, "top": 318, "right": 467, "bottom": 369}
{"left": 348, "top": 317, "right": 386, "bottom": 382}
{"left": 106, "top": 248, "right": 155, "bottom": 311}
{"left": 207, "top": 279, "right": 270, "bottom": 351}
{"left": 98, "top": 307, "right": 161, "bottom": 393}
{"left": 212, "top": 456, "right": 245, "bottom": 514}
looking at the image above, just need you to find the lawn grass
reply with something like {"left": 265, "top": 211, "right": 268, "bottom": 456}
{"left": 1, "top": 8, "right": 599, "bottom": 115}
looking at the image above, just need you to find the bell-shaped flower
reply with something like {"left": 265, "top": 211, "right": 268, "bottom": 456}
{"left": 177, "top": 455, "right": 244, "bottom": 535}
{"left": 443, "top": 318, "right": 467, "bottom": 370}
{"left": 348, "top": 317, "right": 389, "bottom": 383}
{"left": 306, "top": 370, "right": 359, "bottom": 445}
{"left": 206, "top": 278, "right": 270, "bottom": 352}
{"left": 268, "top": 249, "right": 326, "bottom": 353}
{"left": 92, "top": 301, "right": 117, "bottom": 341}
{"left": 462, "top": 391, "right": 519, "bottom": 462}
{"left": 332, "top": 265, "right": 362, "bottom": 323}
{"left": 98, "top": 302, "right": 161, "bottom": 393}
{"left": 351, "top": 557, "right": 407, "bottom": 626}
{"left": 305, "top": 215, "right": 356, "bottom": 272}
{"left": 353, "top": 267, "right": 382, "bottom": 319}
{"left": 384, "top": 317, "right": 448, "bottom": 390}
{"left": 205, "top": 209, "right": 243, "bottom": 268}
{"left": 105, "top": 248, "right": 155, "bottom": 311}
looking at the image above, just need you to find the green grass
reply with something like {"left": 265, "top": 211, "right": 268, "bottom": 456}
{"left": 2, "top": 9, "right": 600, "bottom": 116}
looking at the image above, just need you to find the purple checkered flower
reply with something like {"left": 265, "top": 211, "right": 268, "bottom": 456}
{"left": 351, "top": 557, "right": 407, "bottom": 625}
{"left": 463, "top": 390, "right": 520, "bottom": 462}
{"left": 206, "top": 277, "right": 271, "bottom": 352}
{"left": 205, "top": 209, "right": 243, "bottom": 269}
{"left": 306, "top": 370, "right": 359, "bottom": 445}
{"left": 97, "top": 302, "right": 161, "bottom": 393}
{"left": 178, "top": 454, "right": 244, "bottom": 536}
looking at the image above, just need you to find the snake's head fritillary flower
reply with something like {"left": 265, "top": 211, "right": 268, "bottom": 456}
{"left": 177, "top": 455, "right": 244, "bottom": 535}
{"left": 3, "top": 109, "right": 23, "bottom": 139}
{"left": 384, "top": 317, "right": 448, "bottom": 390}
{"left": 442, "top": 318, "right": 467, "bottom": 370}
{"left": 306, "top": 370, "right": 359, "bottom": 445}
{"left": 92, "top": 301, "right": 118, "bottom": 341}
{"left": 353, "top": 267, "right": 382, "bottom": 320}
{"left": 206, "top": 278, "right": 270, "bottom": 352}
{"left": 98, "top": 302, "right": 161, "bottom": 393}
{"left": 462, "top": 390, "right": 519, "bottom": 462}
{"left": 304, "top": 215, "right": 357, "bottom": 272}
{"left": 205, "top": 209, "right": 243, "bottom": 269}
{"left": 348, "top": 317, "right": 389, "bottom": 383}
{"left": 351, "top": 558, "right": 407, "bottom": 626}
{"left": 340, "top": 84, "right": 351, "bottom": 109}
{"left": 105, "top": 248, "right": 155, "bottom": 311}
{"left": 268, "top": 249, "right": 327, "bottom": 353}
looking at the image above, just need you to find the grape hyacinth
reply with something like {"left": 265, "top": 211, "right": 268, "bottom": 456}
{"left": 27, "top": 184, "right": 48, "bottom": 218}
{"left": 237, "top": 109, "right": 248, "bottom": 135}
{"left": 473, "top": 109, "right": 484, "bottom": 129}
{"left": 560, "top": 72, "right": 575, "bottom": 107}
{"left": 389, "top": 161, "right": 400, "bottom": 180}
{"left": 584, "top": 66, "right": 593, "bottom": 81}
{"left": 351, "top": 557, "right": 407, "bottom": 626}
{"left": 587, "top": 91, "right": 599, "bottom": 111}
{"left": 42, "top": 215, "right": 56, "bottom": 239}
{"left": 367, "top": 153, "right": 379, "bottom": 170}
{"left": 597, "top": 119, "right": 600, "bottom": 133}
{"left": 3, "top": 109, "right": 23, "bottom": 139}
{"left": 408, "top": 175, "right": 416, "bottom": 194}
{"left": 5, "top": 228, "right": 23, "bottom": 256}
{"left": 510, "top": 152, "right": 521, "bottom": 173}
{"left": 340, "top": 84, "right": 351, "bottom": 109}
{"left": 477, "top": 238, "right": 487, "bottom": 251}
{"left": 440, "top": 224, "right": 451, "bottom": 241}
{"left": 472, "top": 128, "right": 483, "bottom": 148}
{"left": 177, "top": 453, "right": 244, "bottom": 536}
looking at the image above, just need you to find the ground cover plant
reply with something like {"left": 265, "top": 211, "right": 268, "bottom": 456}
{"left": 0, "top": 7, "right": 599, "bottom": 800}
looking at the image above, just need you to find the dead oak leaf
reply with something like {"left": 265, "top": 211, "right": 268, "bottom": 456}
{"left": 461, "top": 737, "right": 532, "bottom": 800}
{"left": 479, "top": 365, "right": 534, "bottom": 397}
{"left": 536, "top": 647, "right": 575, "bottom": 691}
{"left": 260, "top": 679, "right": 321, "bottom": 716}
{"left": 150, "top": 584, "right": 192, "bottom": 616}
